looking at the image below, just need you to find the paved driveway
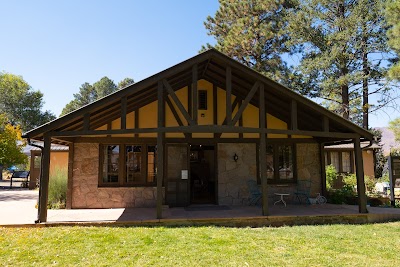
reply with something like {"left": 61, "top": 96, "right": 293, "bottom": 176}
{"left": 0, "top": 189, "right": 38, "bottom": 225}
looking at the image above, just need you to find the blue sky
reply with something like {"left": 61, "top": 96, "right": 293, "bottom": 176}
{"left": 0, "top": 1, "right": 397, "bottom": 127}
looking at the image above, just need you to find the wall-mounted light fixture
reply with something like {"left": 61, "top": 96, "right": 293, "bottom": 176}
{"left": 233, "top": 153, "right": 239, "bottom": 162}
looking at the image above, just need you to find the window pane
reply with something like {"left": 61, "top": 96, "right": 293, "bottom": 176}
{"left": 147, "top": 146, "right": 157, "bottom": 183}
{"left": 266, "top": 145, "right": 274, "bottom": 179}
{"left": 278, "top": 145, "right": 293, "bottom": 180}
{"left": 126, "top": 145, "right": 142, "bottom": 183}
{"left": 102, "top": 145, "right": 119, "bottom": 183}
{"left": 330, "top": 152, "right": 340, "bottom": 172}
{"left": 342, "top": 152, "right": 351, "bottom": 173}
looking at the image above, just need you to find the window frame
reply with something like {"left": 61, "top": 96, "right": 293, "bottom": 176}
{"left": 325, "top": 150, "right": 354, "bottom": 174}
{"left": 259, "top": 143, "right": 297, "bottom": 184}
{"left": 99, "top": 143, "right": 157, "bottom": 187}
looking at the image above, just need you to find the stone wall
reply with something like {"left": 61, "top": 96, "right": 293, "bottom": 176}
{"left": 217, "top": 143, "right": 322, "bottom": 206}
{"left": 217, "top": 143, "right": 257, "bottom": 205}
{"left": 71, "top": 143, "right": 157, "bottom": 208}
{"left": 296, "top": 143, "right": 322, "bottom": 197}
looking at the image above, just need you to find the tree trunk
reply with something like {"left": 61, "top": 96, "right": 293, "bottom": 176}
{"left": 362, "top": 19, "right": 369, "bottom": 129}
{"left": 341, "top": 84, "right": 350, "bottom": 120}
{"left": 0, "top": 165, "right": 3, "bottom": 180}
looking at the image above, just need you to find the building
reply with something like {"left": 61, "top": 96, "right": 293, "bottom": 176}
{"left": 23, "top": 49, "right": 373, "bottom": 222}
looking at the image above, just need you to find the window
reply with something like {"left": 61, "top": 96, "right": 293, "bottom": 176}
{"left": 325, "top": 151, "right": 353, "bottom": 173}
{"left": 198, "top": 90, "right": 207, "bottom": 110}
{"left": 102, "top": 145, "right": 119, "bottom": 183}
{"left": 100, "top": 144, "right": 157, "bottom": 186}
{"left": 126, "top": 145, "right": 142, "bottom": 183}
{"left": 262, "top": 144, "right": 295, "bottom": 183}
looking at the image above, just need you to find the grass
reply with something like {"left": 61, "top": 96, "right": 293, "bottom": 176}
{"left": 1, "top": 222, "right": 399, "bottom": 266}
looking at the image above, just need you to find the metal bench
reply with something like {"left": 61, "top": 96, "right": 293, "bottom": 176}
{"left": 10, "top": 171, "right": 30, "bottom": 188}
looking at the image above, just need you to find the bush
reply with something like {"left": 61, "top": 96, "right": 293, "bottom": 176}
{"left": 328, "top": 185, "right": 358, "bottom": 204}
{"left": 48, "top": 167, "right": 68, "bottom": 209}
{"left": 325, "top": 165, "right": 337, "bottom": 190}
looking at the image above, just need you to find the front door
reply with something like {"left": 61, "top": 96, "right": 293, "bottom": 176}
{"left": 190, "top": 145, "right": 216, "bottom": 204}
{"left": 165, "top": 144, "right": 190, "bottom": 207}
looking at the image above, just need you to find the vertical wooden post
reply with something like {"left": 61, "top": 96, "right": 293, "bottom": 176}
{"left": 319, "top": 142, "right": 327, "bottom": 197}
{"left": 66, "top": 143, "right": 74, "bottom": 209}
{"left": 192, "top": 65, "right": 198, "bottom": 124}
{"left": 354, "top": 137, "right": 368, "bottom": 213}
{"left": 213, "top": 84, "right": 218, "bottom": 138}
{"left": 156, "top": 81, "right": 165, "bottom": 219}
{"left": 259, "top": 83, "right": 268, "bottom": 216}
{"left": 291, "top": 100, "right": 298, "bottom": 130}
{"left": 37, "top": 133, "right": 51, "bottom": 223}
{"left": 323, "top": 116, "right": 329, "bottom": 132}
{"left": 83, "top": 113, "right": 90, "bottom": 131}
{"left": 226, "top": 66, "right": 232, "bottom": 125}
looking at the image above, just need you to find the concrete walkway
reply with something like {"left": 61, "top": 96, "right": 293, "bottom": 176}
{"left": 1, "top": 188, "right": 400, "bottom": 227}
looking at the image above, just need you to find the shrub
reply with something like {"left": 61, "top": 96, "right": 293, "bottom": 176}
{"left": 325, "top": 165, "right": 337, "bottom": 190}
{"left": 48, "top": 167, "right": 68, "bottom": 209}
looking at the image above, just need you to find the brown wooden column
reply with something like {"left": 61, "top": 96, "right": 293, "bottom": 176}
{"left": 66, "top": 143, "right": 74, "bottom": 209}
{"left": 156, "top": 80, "right": 165, "bottom": 219}
{"left": 259, "top": 83, "right": 268, "bottom": 216}
{"left": 354, "top": 137, "right": 368, "bottom": 213}
{"left": 226, "top": 66, "right": 232, "bottom": 124}
{"left": 319, "top": 142, "right": 327, "bottom": 197}
{"left": 37, "top": 133, "right": 51, "bottom": 223}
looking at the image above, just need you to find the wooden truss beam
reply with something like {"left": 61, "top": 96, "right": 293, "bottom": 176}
{"left": 163, "top": 79, "right": 195, "bottom": 126}
{"left": 231, "top": 81, "right": 260, "bottom": 126}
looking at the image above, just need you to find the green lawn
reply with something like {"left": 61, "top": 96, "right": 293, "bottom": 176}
{"left": 1, "top": 222, "right": 399, "bottom": 266}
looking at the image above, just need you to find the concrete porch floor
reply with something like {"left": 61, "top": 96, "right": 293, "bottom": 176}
{"left": 1, "top": 188, "right": 400, "bottom": 227}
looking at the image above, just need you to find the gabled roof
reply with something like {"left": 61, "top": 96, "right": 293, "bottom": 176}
{"left": 24, "top": 49, "right": 373, "bottom": 143}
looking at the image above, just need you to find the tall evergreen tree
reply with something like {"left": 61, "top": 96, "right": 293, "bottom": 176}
{"left": 61, "top": 77, "right": 134, "bottom": 116}
{"left": 287, "top": 0, "right": 395, "bottom": 127}
{"left": 118, "top": 78, "right": 135, "bottom": 89}
{"left": 386, "top": 0, "right": 400, "bottom": 80}
{"left": 203, "top": 0, "right": 296, "bottom": 83}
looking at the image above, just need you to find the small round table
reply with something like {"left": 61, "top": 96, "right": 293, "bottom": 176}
{"left": 274, "top": 193, "right": 290, "bottom": 207}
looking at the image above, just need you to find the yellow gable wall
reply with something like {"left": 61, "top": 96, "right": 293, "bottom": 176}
{"left": 95, "top": 79, "right": 311, "bottom": 139}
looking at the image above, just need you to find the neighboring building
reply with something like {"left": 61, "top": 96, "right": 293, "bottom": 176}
{"left": 23, "top": 49, "right": 373, "bottom": 222}
{"left": 324, "top": 142, "right": 380, "bottom": 178}
{"left": 24, "top": 143, "right": 69, "bottom": 189}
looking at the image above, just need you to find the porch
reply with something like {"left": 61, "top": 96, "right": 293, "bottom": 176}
{"left": 37, "top": 204, "right": 400, "bottom": 227}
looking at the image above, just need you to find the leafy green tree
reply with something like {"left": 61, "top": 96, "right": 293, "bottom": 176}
{"left": 0, "top": 114, "right": 28, "bottom": 179}
{"left": 0, "top": 72, "right": 55, "bottom": 131}
{"left": 287, "top": 0, "right": 394, "bottom": 128}
{"left": 118, "top": 78, "right": 135, "bottom": 89}
{"left": 386, "top": 0, "right": 400, "bottom": 79}
{"left": 61, "top": 77, "right": 134, "bottom": 116}
{"left": 389, "top": 117, "right": 400, "bottom": 142}
{"left": 203, "top": 0, "right": 296, "bottom": 83}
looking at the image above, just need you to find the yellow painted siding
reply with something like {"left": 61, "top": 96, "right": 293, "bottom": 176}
{"left": 193, "top": 80, "right": 214, "bottom": 138}
{"left": 166, "top": 87, "right": 187, "bottom": 138}
{"left": 217, "top": 87, "right": 239, "bottom": 138}
{"left": 139, "top": 101, "right": 157, "bottom": 137}
{"left": 88, "top": 79, "right": 313, "bottom": 141}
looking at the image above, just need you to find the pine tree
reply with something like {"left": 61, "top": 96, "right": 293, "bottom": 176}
{"left": 386, "top": 0, "right": 400, "bottom": 79}
{"left": 287, "top": 0, "right": 394, "bottom": 127}
{"left": 204, "top": 0, "right": 296, "bottom": 83}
